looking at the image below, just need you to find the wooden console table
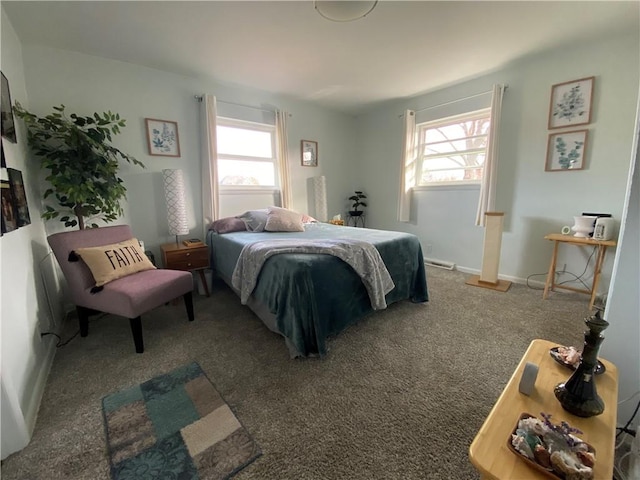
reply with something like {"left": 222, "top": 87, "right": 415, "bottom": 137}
{"left": 469, "top": 339, "right": 618, "bottom": 479}
{"left": 542, "top": 233, "right": 616, "bottom": 310}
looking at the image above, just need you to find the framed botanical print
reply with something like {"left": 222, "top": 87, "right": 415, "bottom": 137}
{"left": 301, "top": 140, "right": 318, "bottom": 167}
{"left": 545, "top": 129, "right": 588, "bottom": 171}
{"left": 548, "top": 77, "right": 594, "bottom": 129}
{"left": 145, "top": 118, "right": 181, "bottom": 157}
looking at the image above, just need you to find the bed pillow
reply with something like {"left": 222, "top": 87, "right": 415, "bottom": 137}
{"left": 237, "top": 209, "right": 269, "bottom": 232}
{"left": 74, "top": 238, "right": 156, "bottom": 287}
{"left": 210, "top": 217, "right": 247, "bottom": 234}
{"left": 302, "top": 214, "right": 318, "bottom": 223}
{"left": 265, "top": 206, "right": 305, "bottom": 232}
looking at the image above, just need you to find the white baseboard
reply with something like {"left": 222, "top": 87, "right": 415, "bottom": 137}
{"left": 454, "top": 265, "right": 547, "bottom": 289}
{"left": 23, "top": 335, "right": 58, "bottom": 436}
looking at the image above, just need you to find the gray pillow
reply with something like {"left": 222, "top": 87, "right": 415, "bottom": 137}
{"left": 265, "top": 207, "right": 305, "bottom": 232}
{"left": 236, "top": 209, "right": 269, "bottom": 232}
{"left": 210, "top": 217, "right": 247, "bottom": 234}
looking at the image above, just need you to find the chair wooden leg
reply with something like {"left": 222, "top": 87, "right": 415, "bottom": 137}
{"left": 184, "top": 292, "right": 194, "bottom": 321}
{"left": 129, "top": 317, "right": 144, "bottom": 353}
{"left": 76, "top": 306, "right": 90, "bottom": 337}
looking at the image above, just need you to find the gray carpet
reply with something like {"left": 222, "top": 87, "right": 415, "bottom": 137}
{"left": 1, "top": 267, "right": 591, "bottom": 479}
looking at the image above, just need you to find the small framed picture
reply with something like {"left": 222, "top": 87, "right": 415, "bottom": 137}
{"left": 145, "top": 118, "right": 181, "bottom": 157}
{"left": 301, "top": 140, "right": 318, "bottom": 167}
{"left": 548, "top": 76, "right": 594, "bottom": 129}
{"left": 1, "top": 71, "right": 17, "bottom": 144}
{"left": 1, "top": 179, "right": 18, "bottom": 234}
{"left": 545, "top": 129, "right": 588, "bottom": 171}
{"left": 7, "top": 168, "right": 30, "bottom": 227}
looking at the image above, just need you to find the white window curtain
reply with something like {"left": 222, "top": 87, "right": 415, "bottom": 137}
{"left": 475, "top": 84, "right": 506, "bottom": 226}
{"left": 201, "top": 94, "right": 219, "bottom": 235}
{"left": 275, "top": 110, "right": 292, "bottom": 209}
{"left": 398, "top": 110, "right": 416, "bottom": 222}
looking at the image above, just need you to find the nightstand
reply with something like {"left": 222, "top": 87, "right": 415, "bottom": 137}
{"left": 161, "top": 242, "right": 210, "bottom": 296}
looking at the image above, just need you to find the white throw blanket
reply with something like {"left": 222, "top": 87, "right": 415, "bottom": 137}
{"left": 231, "top": 238, "right": 395, "bottom": 310}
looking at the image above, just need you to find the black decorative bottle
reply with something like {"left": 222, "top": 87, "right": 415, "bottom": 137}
{"left": 554, "top": 310, "right": 609, "bottom": 417}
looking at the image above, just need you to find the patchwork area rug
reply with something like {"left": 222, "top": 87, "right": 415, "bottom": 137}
{"left": 102, "top": 362, "right": 261, "bottom": 480}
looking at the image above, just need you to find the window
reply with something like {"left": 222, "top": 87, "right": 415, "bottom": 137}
{"left": 216, "top": 117, "right": 277, "bottom": 188}
{"left": 416, "top": 108, "right": 491, "bottom": 186}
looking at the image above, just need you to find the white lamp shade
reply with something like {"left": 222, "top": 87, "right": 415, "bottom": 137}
{"left": 312, "top": 175, "right": 328, "bottom": 222}
{"left": 162, "top": 169, "right": 189, "bottom": 236}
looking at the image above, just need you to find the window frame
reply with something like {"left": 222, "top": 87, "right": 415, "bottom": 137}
{"left": 216, "top": 116, "right": 278, "bottom": 191}
{"left": 415, "top": 108, "right": 491, "bottom": 187}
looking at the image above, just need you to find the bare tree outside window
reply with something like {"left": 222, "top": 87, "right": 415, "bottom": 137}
{"left": 417, "top": 109, "right": 491, "bottom": 185}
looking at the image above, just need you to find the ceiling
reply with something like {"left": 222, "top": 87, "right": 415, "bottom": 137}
{"left": 3, "top": 1, "right": 639, "bottom": 115}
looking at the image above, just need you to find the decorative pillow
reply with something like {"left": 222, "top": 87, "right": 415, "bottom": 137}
{"left": 210, "top": 217, "right": 247, "bottom": 234}
{"left": 265, "top": 206, "right": 305, "bottom": 232}
{"left": 74, "top": 238, "right": 156, "bottom": 287}
{"left": 236, "top": 209, "right": 269, "bottom": 232}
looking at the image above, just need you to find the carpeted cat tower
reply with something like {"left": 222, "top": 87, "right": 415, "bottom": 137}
{"left": 465, "top": 211, "right": 512, "bottom": 292}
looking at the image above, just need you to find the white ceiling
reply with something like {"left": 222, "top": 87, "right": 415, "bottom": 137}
{"left": 3, "top": 1, "right": 639, "bottom": 115}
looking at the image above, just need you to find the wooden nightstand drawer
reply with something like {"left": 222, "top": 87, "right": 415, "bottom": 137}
{"left": 161, "top": 244, "right": 209, "bottom": 271}
{"left": 160, "top": 243, "right": 211, "bottom": 297}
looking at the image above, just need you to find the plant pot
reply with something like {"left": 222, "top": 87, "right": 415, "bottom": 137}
{"left": 348, "top": 210, "right": 363, "bottom": 216}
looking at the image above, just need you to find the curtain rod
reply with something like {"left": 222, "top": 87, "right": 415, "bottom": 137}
{"left": 401, "top": 85, "right": 508, "bottom": 117}
{"left": 194, "top": 95, "right": 276, "bottom": 114}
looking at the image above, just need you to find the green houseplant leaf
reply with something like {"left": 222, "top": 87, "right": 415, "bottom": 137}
{"left": 13, "top": 102, "right": 144, "bottom": 229}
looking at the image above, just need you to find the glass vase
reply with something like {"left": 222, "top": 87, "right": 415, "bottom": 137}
{"left": 554, "top": 310, "right": 609, "bottom": 417}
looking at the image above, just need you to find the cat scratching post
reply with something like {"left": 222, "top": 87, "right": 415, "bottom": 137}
{"left": 466, "top": 212, "right": 512, "bottom": 292}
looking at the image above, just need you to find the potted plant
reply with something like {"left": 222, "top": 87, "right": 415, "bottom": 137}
{"left": 348, "top": 191, "right": 367, "bottom": 216}
{"left": 14, "top": 103, "right": 144, "bottom": 229}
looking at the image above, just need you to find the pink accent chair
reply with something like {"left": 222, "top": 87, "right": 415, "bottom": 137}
{"left": 47, "top": 225, "right": 194, "bottom": 353}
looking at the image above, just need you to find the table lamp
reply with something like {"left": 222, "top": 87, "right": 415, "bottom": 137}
{"left": 162, "top": 169, "right": 189, "bottom": 245}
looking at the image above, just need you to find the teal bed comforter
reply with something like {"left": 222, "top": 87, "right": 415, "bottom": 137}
{"left": 207, "top": 223, "right": 428, "bottom": 357}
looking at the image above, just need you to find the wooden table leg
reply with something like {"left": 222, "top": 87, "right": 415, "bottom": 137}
{"left": 589, "top": 245, "right": 607, "bottom": 310}
{"left": 543, "top": 240, "right": 559, "bottom": 299}
{"left": 198, "top": 270, "right": 210, "bottom": 297}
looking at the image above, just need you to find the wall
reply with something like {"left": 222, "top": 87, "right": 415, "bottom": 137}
{"left": 601, "top": 108, "right": 640, "bottom": 424}
{"left": 0, "top": 9, "right": 58, "bottom": 459}
{"left": 20, "top": 45, "right": 357, "bottom": 259}
{"left": 356, "top": 30, "right": 639, "bottom": 289}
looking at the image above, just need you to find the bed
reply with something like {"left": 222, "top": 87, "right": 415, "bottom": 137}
{"left": 207, "top": 222, "right": 428, "bottom": 357}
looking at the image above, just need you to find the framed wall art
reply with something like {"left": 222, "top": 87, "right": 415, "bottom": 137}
{"left": 145, "top": 118, "right": 181, "bottom": 157}
{"left": 7, "top": 168, "right": 30, "bottom": 227}
{"left": 1, "top": 179, "right": 18, "bottom": 234}
{"left": 1, "top": 71, "right": 17, "bottom": 144}
{"left": 548, "top": 76, "right": 594, "bottom": 129}
{"left": 301, "top": 140, "right": 318, "bottom": 167}
{"left": 545, "top": 129, "right": 588, "bottom": 171}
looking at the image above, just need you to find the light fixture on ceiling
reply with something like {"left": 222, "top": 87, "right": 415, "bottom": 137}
{"left": 314, "top": 1, "right": 378, "bottom": 22}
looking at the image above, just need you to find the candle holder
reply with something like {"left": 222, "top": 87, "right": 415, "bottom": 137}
{"left": 554, "top": 310, "right": 609, "bottom": 417}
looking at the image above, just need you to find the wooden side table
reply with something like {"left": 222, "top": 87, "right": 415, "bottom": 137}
{"left": 161, "top": 242, "right": 210, "bottom": 296}
{"left": 542, "top": 233, "right": 616, "bottom": 310}
{"left": 469, "top": 339, "right": 618, "bottom": 480}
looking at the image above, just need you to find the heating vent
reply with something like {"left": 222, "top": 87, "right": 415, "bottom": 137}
{"left": 424, "top": 258, "right": 456, "bottom": 271}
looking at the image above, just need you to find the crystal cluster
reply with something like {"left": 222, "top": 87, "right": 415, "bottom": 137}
{"left": 511, "top": 413, "right": 595, "bottom": 479}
